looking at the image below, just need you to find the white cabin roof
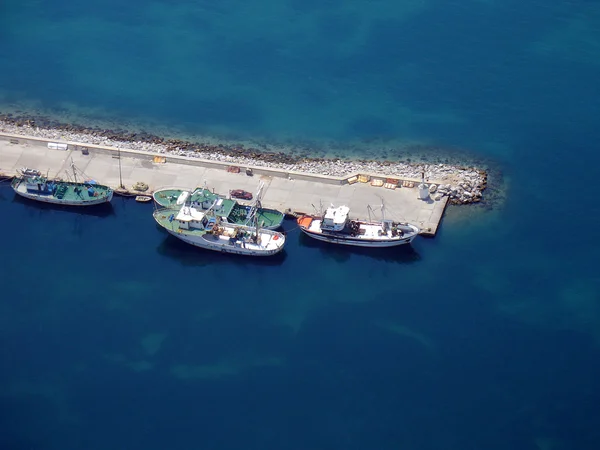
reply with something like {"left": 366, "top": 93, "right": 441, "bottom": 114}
{"left": 176, "top": 191, "right": 190, "bottom": 205}
{"left": 176, "top": 206, "right": 205, "bottom": 222}
{"left": 324, "top": 205, "right": 350, "bottom": 224}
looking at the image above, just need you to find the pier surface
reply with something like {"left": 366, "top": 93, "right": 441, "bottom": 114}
{"left": 0, "top": 133, "right": 449, "bottom": 235}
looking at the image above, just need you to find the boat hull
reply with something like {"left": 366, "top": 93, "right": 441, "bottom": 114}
{"left": 299, "top": 228, "right": 417, "bottom": 247}
{"left": 165, "top": 228, "right": 284, "bottom": 256}
{"left": 12, "top": 185, "right": 113, "bottom": 206}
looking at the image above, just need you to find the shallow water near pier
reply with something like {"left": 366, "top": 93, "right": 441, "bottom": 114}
{"left": 2, "top": 0, "right": 600, "bottom": 449}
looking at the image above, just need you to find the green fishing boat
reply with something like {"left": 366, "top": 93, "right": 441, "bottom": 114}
{"left": 152, "top": 182, "right": 284, "bottom": 230}
{"left": 11, "top": 164, "right": 113, "bottom": 206}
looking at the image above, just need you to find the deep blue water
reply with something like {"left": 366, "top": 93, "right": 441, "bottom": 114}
{"left": 2, "top": 0, "right": 600, "bottom": 449}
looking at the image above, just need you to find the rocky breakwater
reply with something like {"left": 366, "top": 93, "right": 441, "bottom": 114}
{"left": 0, "top": 114, "right": 487, "bottom": 205}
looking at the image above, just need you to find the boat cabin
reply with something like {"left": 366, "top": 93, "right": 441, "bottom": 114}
{"left": 25, "top": 177, "right": 55, "bottom": 196}
{"left": 189, "top": 189, "right": 236, "bottom": 219}
{"left": 321, "top": 205, "right": 350, "bottom": 231}
{"left": 174, "top": 206, "right": 217, "bottom": 231}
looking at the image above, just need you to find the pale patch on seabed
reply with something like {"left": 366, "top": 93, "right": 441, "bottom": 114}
{"left": 192, "top": 310, "right": 218, "bottom": 322}
{"left": 104, "top": 353, "right": 128, "bottom": 364}
{"left": 1, "top": 380, "right": 80, "bottom": 425}
{"left": 558, "top": 279, "right": 600, "bottom": 343}
{"left": 373, "top": 321, "right": 436, "bottom": 353}
{"left": 104, "top": 280, "right": 159, "bottom": 312}
{"left": 99, "top": 332, "right": 168, "bottom": 373}
{"left": 170, "top": 355, "right": 284, "bottom": 380}
{"left": 0, "top": 98, "right": 168, "bottom": 138}
{"left": 140, "top": 332, "right": 168, "bottom": 356}
{"left": 472, "top": 266, "right": 520, "bottom": 301}
{"left": 535, "top": 436, "right": 564, "bottom": 450}
{"left": 473, "top": 248, "right": 565, "bottom": 297}
{"left": 274, "top": 262, "right": 433, "bottom": 335}
{"left": 0, "top": 96, "right": 469, "bottom": 164}
{"left": 104, "top": 353, "right": 156, "bottom": 372}
{"left": 529, "top": 5, "right": 600, "bottom": 66}
{"left": 149, "top": 0, "right": 433, "bottom": 61}
{"left": 274, "top": 282, "right": 326, "bottom": 334}
{"left": 127, "top": 360, "right": 155, "bottom": 372}
{"left": 273, "top": 265, "right": 394, "bottom": 333}
{"left": 494, "top": 273, "right": 600, "bottom": 345}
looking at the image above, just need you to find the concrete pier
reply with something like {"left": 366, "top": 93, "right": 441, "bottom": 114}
{"left": 0, "top": 133, "right": 449, "bottom": 236}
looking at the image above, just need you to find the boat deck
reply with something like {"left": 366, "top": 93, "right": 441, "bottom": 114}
{"left": 229, "top": 204, "right": 284, "bottom": 228}
{"left": 200, "top": 230, "right": 281, "bottom": 251}
{"left": 154, "top": 208, "right": 272, "bottom": 238}
{"left": 155, "top": 187, "right": 284, "bottom": 228}
{"left": 154, "top": 188, "right": 237, "bottom": 216}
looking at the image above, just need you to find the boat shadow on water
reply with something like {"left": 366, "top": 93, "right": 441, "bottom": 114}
{"left": 298, "top": 232, "right": 421, "bottom": 264}
{"left": 11, "top": 194, "right": 116, "bottom": 218}
{"left": 156, "top": 234, "right": 289, "bottom": 267}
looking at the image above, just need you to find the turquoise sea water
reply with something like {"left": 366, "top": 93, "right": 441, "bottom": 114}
{"left": 2, "top": 1, "right": 600, "bottom": 449}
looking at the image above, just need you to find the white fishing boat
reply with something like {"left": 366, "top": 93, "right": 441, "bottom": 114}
{"left": 297, "top": 202, "right": 420, "bottom": 248}
{"left": 153, "top": 199, "right": 285, "bottom": 256}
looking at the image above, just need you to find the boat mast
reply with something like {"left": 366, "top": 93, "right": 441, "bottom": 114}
{"left": 254, "top": 204, "right": 260, "bottom": 239}
{"left": 255, "top": 181, "right": 264, "bottom": 210}
{"left": 245, "top": 181, "right": 264, "bottom": 226}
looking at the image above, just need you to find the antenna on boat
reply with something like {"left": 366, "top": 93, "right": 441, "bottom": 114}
{"left": 312, "top": 200, "right": 324, "bottom": 216}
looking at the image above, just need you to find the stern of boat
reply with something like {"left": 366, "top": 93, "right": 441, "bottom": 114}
{"left": 297, "top": 215, "right": 313, "bottom": 230}
{"left": 269, "top": 232, "right": 286, "bottom": 254}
